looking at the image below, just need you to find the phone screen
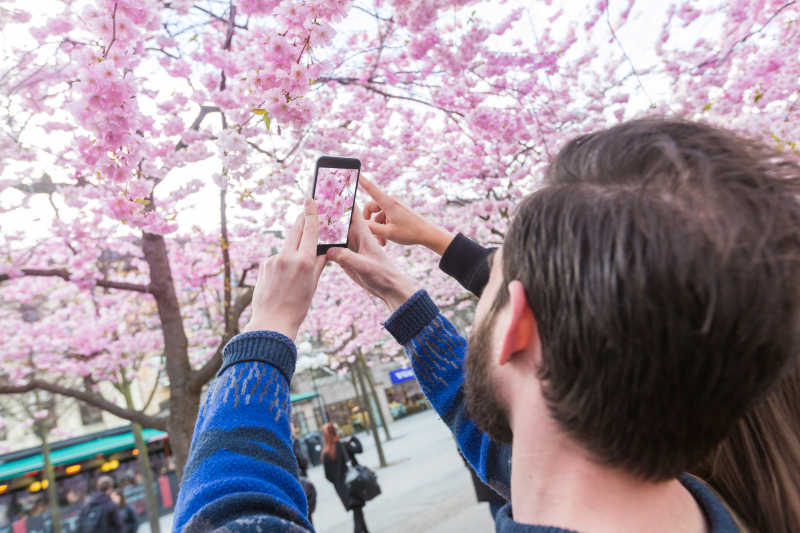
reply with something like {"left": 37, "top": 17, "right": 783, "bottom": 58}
{"left": 312, "top": 157, "right": 360, "bottom": 253}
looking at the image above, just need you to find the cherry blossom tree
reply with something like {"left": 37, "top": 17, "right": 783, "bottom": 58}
{"left": 1, "top": 0, "right": 798, "bottom": 477}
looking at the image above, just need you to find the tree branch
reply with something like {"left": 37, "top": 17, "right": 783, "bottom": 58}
{"left": 318, "top": 77, "right": 465, "bottom": 117}
{"left": 0, "top": 379, "right": 167, "bottom": 430}
{"left": 175, "top": 105, "right": 221, "bottom": 151}
{"left": 189, "top": 286, "right": 254, "bottom": 390}
{"left": 220, "top": 187, "right": 233, "bottom": 333}
{"left": 103, "top": 2, "right": 119, "bottom": 59}
{"left": 696, "top": 1, "right": 796, "bottom": 71}
{"left": 0, "top": 268, "right": 152, "bottom": 293}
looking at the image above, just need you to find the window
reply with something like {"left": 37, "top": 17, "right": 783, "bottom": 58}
{"left": 292, "top": 411, "right": 309, "bottom": 436}
{"left": 313, "top": 407, "right": 325, "bottom": 431}
{"left": 79, "top": 403, "right": 103, "bottom": 426}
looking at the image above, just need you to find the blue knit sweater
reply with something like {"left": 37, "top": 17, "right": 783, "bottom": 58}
{"left": 173, "top": 291, "right": 742, "bottom": 532}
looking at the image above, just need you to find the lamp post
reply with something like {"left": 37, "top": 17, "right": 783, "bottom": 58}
{"left": 310, "top": 368, "right": 329, "bottom": 425}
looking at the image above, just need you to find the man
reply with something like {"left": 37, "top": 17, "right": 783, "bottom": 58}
{"left": 78, "top": 475, "right": 122, "bottom": 533}
{"left": 173, "top": 119, "right": 800, "bottom": 532}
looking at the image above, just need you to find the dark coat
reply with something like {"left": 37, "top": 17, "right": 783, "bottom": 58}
{"left": 293, "top": 438, "right": 309, "bottom": 477}
{"left": 120, "top": 503, "right": 139, "bottom": 533}
{"left": 323, "top": 436, "right": 364, "bottom": 510}
{"left": 79, "top": 491, "right": 122, "bottom": 532}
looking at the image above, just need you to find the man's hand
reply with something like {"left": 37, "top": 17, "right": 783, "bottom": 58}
{"left": 326, "top": 207, "right": 418, "bottom": 312}
{"left": 360, "top": 176, "right": 455, "bottom": 255}
{"left": 243, "top": 198, "right": 327, "bottom": 339}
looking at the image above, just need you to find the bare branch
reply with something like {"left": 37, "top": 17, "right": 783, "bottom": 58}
{"left": 318, "top": 77, "right": 465, "bottom": 118}
{"left": 0, "top": 268, "right": 152, "bottom": 293}
{"left": 238, "top": 262, "right": 258, "bottom": 288}
{"left": 104, "top": 2, "right": 119, "bottom": 59}
{"left": 605, "top": 2, "right": 653, "bottom": 108}
{"left": 696, "top": 1, "right": 796, "bottom": 71}
{"left": 189, "top": 286, "right": 254, "bottom": 390}
{"left": 145, "top": 47, "right": 180, "bottom": 59}
{"left": 0, "top": 379, "right": 167, "bottom": 430}
{"left": 220, "top": 187, "right": 233, "bottom": 333}
{"left": 175, "top": 105, "right": 221, "bottom": 151}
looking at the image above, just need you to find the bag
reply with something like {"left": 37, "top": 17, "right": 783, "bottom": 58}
{"left": 345, "top": 463, "right": 381, "bottom": 502}
{"left": 77, "top": 500, "right": 106, "bottom": 533}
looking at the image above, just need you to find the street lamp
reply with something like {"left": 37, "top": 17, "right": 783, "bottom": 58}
{"left": 298, "top": 340, "right": 332, "bottom": 427}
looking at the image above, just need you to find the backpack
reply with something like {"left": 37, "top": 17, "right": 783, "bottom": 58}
{"left": 77, "top": 499, "right": 107, "bottom": 533}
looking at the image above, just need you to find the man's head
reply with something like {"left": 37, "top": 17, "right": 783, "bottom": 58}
{"left": 465, "top": 117, "right": 800, "bottom": 480}
{"left": 97, "top": 475, "right": 114, "bottom": 494}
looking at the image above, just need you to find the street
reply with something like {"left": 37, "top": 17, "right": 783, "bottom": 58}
{"left": 140, "top": 409, "right": 496, "bottom": 532}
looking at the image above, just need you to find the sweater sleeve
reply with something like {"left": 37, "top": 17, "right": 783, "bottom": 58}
{"left": 438, "top": 233, "right": 495, "bottom": 297}
{"left": 172, "top": 331, "right": 312, "bottom": 533}
{"left": 383, "top": 290, "right": 512, "bottom": 500}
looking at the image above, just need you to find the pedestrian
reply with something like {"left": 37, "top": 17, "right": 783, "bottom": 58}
{"left": 322, "top": 423, "right": 369, "bottom": 533}
{"left": 111, "top": 490, "right": 139, "bottom": 533}
{"left": 77, "top": 475, "right": 122, "bottom": 533}
{"left": 292, "top": 424, "right": 316, "bottom": 524}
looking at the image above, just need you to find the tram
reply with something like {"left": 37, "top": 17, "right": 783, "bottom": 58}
{"left": 0, "top": 425, "right": 175, "bottom": 533}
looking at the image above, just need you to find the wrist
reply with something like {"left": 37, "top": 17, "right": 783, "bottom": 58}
{"left": 381, "top": 275, "right": 419, "bottom": 312}
{"left": 423, "top": 225, "right": 455, "bottom": 256}
{"left": 242, "top": 318, "right": 298, "bottom": 340}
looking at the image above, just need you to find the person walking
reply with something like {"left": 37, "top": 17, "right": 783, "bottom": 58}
{"left": 77, "top": 475, "right": 122, "bottom": 533}
{"left": 111, "top": 490, "right": 139, "bottom": 533}
{"left": 321, "top": 423, "right": 369, "bottom": 533}
{"left": 292, "top": 424, "right": 316, "bottom": 525}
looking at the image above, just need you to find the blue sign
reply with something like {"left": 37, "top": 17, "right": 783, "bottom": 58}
{"left": 389, "top": 367, "right": 415, "bottom": 385}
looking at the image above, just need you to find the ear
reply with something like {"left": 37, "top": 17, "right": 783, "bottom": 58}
{"left": 498, "top": 280, "right": 538, "bottom": 366}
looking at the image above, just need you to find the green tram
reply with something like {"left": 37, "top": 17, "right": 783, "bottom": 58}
{"left": 0, "top": 425, "right": 175, "bottom": 533}
{"left": 0, "top": 393, "right": 319, "bottom": 532}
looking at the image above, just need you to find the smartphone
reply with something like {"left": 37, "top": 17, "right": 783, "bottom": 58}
{"left": 311, "top": 156, "right": 361, "bottom": 255}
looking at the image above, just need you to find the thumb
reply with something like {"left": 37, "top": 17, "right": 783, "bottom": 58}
{"left": 368, "top": 220, "right": 393, "bottom": 240}
{"left": 313, "top": 255, "right": 327, "bottom": 280}
{"left": 326, "top": 247, "right": 372, "bottom": 272}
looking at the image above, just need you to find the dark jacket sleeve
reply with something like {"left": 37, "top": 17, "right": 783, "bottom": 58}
{"left": 346, "top": 436, "right": 363, "bottom": 455}
{"left": 438, "top": 233, "right": 495, "bottom": 297}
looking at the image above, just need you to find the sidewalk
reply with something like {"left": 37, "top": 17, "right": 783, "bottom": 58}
{"left": 141, "top": 410, "right": 497, "bottom": 532}
{"left": 309, "top": 410, "right": 495, "bottom": 533}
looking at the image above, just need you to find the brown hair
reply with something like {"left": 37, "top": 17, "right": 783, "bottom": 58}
{"left": 321, "top": 423, "right": 339, "bottom": 460}
{"left": 498, "top": 118, "right": 800, "bottom": 508}
{"left": 699, "top": 360, "right": 800, "bottom": 532}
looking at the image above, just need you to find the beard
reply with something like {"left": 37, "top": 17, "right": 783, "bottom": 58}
{"left": 465, "top": 310, "right": 514, "bottom": 444}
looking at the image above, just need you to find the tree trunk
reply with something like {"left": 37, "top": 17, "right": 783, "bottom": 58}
{"left": 40, "top": 428, "right": 62, "bottom": 533}
{"left": 353, "top": 358, "right": 387, "bottom": 467}
{"left": 121, "top": 380, "right": 161, "bottom": 533}
{"left": 358, "top": 352, "right": 391, "bottom": 441}
{"left": 141, "top": 232, "right": 194, "bottom": 478}
{"left": 131, "top": 423, "right": 161, "bottom": 533}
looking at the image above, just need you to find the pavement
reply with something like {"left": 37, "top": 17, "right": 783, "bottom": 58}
{"left": 141, "top": 409, "right": 496, "bottom": 532}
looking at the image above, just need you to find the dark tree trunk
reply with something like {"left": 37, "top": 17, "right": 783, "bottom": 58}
{"left": 141, "top": 232, "right": 195, "bottom": 478}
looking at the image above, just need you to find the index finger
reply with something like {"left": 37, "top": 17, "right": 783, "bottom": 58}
{"left": 299, "top": 196, "right": 319, "bottom": 257}
{"left": 359, "top": 176, "right": 391, "bottom": 206}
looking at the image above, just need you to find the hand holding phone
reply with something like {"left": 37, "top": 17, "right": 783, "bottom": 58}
{"left": 311, "top": 156, "right": 361, "bottom": 255}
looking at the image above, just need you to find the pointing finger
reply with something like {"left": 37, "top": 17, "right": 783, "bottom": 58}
{"left": 359, "top": 176, "right": 392, "bottom": 206}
